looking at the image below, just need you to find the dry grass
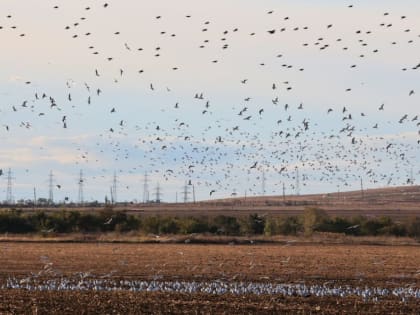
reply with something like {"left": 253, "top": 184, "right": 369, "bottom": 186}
{"left": 0, "top": 232, "right": 419, "bottom": 246}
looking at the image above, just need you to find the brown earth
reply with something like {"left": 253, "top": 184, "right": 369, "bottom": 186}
{"left": 130, "top": 185, "right": 420, "bottom": 219}
{"left": 1, "top": 242, "right": 420, "bottom": 314}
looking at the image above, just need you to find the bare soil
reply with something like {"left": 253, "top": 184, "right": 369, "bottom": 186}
{"left": 1, "top": 242, "right": 420, "bottom": 314}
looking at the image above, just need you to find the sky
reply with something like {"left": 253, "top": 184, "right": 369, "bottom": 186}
{"left": 0, "top": 0, "right": 419, "bottom": 203}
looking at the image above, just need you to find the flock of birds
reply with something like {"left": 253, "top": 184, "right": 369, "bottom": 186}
{"left": 3, "top": 276, "right": 420, "bottom": 303}
{"left": 0, "top": 1, "right": 419, "bottom": 201}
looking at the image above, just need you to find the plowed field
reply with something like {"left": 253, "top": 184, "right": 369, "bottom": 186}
{"left": 1, "top": 242, "right": 420, "bottom": 314}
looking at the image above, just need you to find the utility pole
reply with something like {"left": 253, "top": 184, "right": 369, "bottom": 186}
{"left": 175, "top": 192, "right": 178, "bottom": 203}
{"left": 78, "top": 170, "right": 84, "bottom": 205}
{"left": 6, "top": 168, "right": 13, "bottom": 204}
{"left": 142, "top": 172, "right": 149, "bottom": 203}
{"left": 48, "top": 170, "right": 54, "bottom": 205}
{"left": 192, "top": 184, "right": 196, "bottom": 203}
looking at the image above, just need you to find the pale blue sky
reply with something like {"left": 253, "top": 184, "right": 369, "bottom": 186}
{"left": 0, "top": 0, "right": 419, "bottom": 202}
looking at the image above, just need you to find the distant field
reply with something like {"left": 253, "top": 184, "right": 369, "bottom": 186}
{"left": 13, "top": 185, "right": 420, "bottom": 219}
{"left": 1, "top": 242, "right": 420, "bottom": 314}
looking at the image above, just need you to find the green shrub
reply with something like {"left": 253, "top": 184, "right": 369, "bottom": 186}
{"left": 211, "top": 215, "right": 240, "bottom": 235}
{"left": 178, "top": 217, "right": 208, "bottom": 234}
{"left": 407, "top": 217, "right": 420, "bottom": 239}
{"left": 263, "top": 216, "right": 302, "bottom": 236}
{"left": 302, "top": 208, "right": 328, "bottom": 236}
{"left": 0, "top": 210, "right": 35, "bottom": 233}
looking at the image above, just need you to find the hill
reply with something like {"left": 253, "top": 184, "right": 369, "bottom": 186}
{"left": 125, "top": 185, "right": 420, "bottom": 219}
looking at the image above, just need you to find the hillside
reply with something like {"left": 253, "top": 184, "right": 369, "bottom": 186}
{"left": 118, "top": 185, "right": 420, "bottom": 219}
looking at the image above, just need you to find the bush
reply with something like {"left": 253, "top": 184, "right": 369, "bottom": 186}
{"left": 0, "top": 210, "right": 35, "bottom": 233}
{"left": 140, "top": 216, "right": 178, "bottom": 234}
{"left": 0, "top": 208, "right": 418, "bottom": 239}
{"left": 248, "top": 214, "right": 266, "bottom": 234}
{"left": 407, "top": 217, "right": 420, "bottom": 239}
{"left": 178, "top": 217, "right": 208, "bottom": 234}
{"left": 211, "top": 216, "right": 240, "bottom": 235}
{"left": 318, "top": 217, "right": 352, "bottom": 234}
{"left": 264, "top": 216, "right": 302, "bottom": 236}
{"left": 78, "top": 213, "right": 102, "bottom": 232}
{"left": 302, "top": 208, "right": 328, "bottom": 236}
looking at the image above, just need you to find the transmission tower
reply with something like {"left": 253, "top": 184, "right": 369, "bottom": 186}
{"left": 261, "top": 170, "right": 266, "bottom": 196}
{"left": 78, "top": 170, "right": 84, "bottom": 205}
{"left": 360, "top": 177, "right": 364, "bottom": 200}
{"left": 409, "top": 168, "right": 414, "bottom": 185}
{"left": 142, "top": 172, "right": 149, "bottom": 203}
{"left": 282, "top": 183, "right": 286, "bottom": 203}
{"left": 182, "top": 181, "right": 190, "bottom": 203}
{"left": 33, "top": 187, "right": 37, "bottom": 207}
{"left": 192, "top": 184, "right": 196, "bottom": 203}
{"left": 111, "top": 171, "right": 118, "bottom": 204}
{"left": 154, "top": 182, "right": 162, "bottom": 203}
{"left": 48, "top": 170, "right": 54, "bottom": 204}
{"left": 295, "top": 167, "right": 300, "bottom": 196}
{"left": 6, "top": 168, "right": 14, "bottom": 204}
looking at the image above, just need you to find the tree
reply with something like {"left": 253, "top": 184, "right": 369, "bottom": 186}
{"left": 302, "top": 208, "right": 328, "bottom": 236}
